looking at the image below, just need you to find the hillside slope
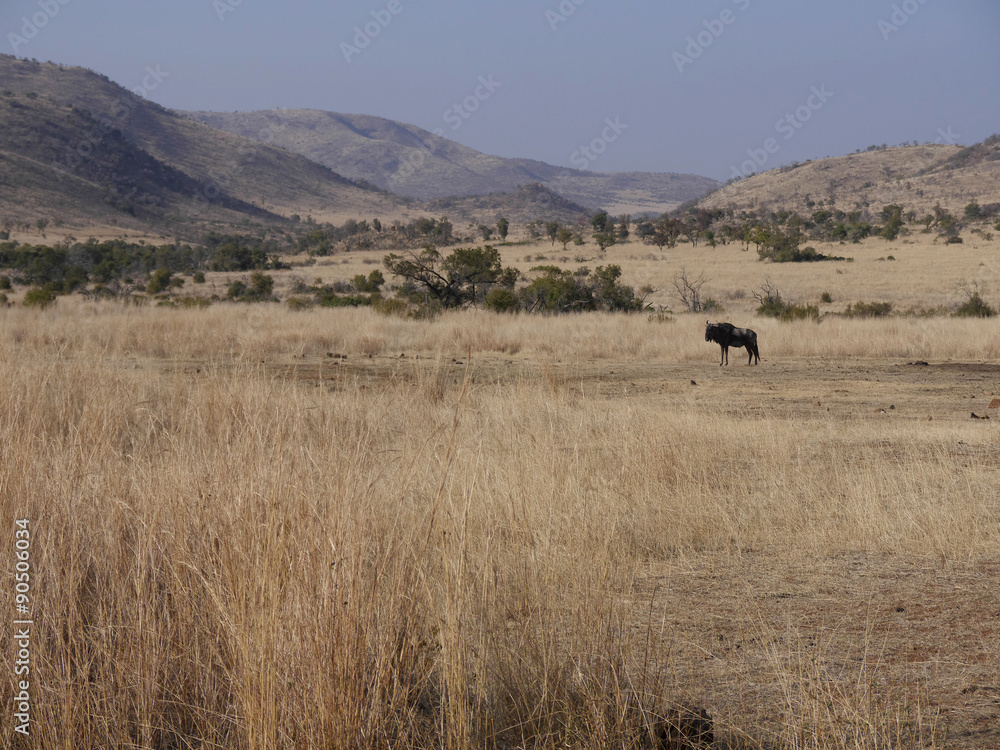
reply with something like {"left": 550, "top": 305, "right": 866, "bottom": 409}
{"left": 184, "top": 109, "right": 720, "bottom": 213}
{"left": 0, "top": 56, "right": 408, "bottom": 234}
{"left": 699, "top": 140, "right": 1000, "bottom": 215}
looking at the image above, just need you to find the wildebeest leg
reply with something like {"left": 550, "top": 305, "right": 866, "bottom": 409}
{"left": 718, "top": 344, "right": 727, "bottom": 365}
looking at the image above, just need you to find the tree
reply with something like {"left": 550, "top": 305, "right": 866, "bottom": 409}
{"left": 36, "top": 218, "right": 49, "bottom": 237}
{"left": 593, "top": 231, "right": 616, "bottom": 251}
{"left": 672, "top": 268, "right": 708, "bottom": 313}
{"left": 590, "top": 211, "right": 610, "bottom": 233}
{"left": 384, "top": 246, "right": 514, "bottom": 308}
{"left": 545, "top": 221, "right": 560, "bottom": 246}
{"left": 649, "top": 217, "right": 680, "bottom": 250}
{"left": 496, "top": 217, "right": 509, "bottom": 241}
{"left": 556, "top": 227, "right": 573, "bottom": 251}
{"left": 616, "top": 214, "right": 630, "bottom": 242}
{"left": 879, "top": 204, "right": 904, "bottom": 240}
{"left": 592, "top": 264, "right": 642, "bottom": 311}
{"left": 444, "top": 245, "right": 506, "bottom": 305}
{"left": 518, "top": 264, "right": 642, "bottom": 313}
{"left": 634, "top": 220, "right": 655, "bottom": 241}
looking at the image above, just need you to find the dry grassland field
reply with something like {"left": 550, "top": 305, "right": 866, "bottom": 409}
{"left": 2, "top": 234, "right": 1000, "bottom": 749}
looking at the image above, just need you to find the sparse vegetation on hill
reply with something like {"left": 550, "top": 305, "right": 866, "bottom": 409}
{"left": 700, "top": 137, "right": 1000, "bottom": 216}
{"left": 185, "top": 108, "right": 720, "bottom": 212}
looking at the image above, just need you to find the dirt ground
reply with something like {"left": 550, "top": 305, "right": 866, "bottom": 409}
{"left": 244, "top": 350, "right": 1000, "bottom": 424}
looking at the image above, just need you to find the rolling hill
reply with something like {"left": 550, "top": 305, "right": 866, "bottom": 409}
{"left": 0, "top": 56, "right": 412, "bottom": 236}
{"left": 698, "top": 139, "right": 1000, "bottom": 216}
{"left": 0, "top": 56, "right": 598, "bottom": 237}
{"left": 183, "top": 108, "right": 721, "bottom": 214}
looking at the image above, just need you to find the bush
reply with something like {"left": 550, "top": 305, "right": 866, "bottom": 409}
{"left": 843, "top": 301, "right": 894, "bottom": 318}
{"left": 702, "top": 297, "right": 725, "bottom": 314}
{"left": 192, "top": 271, "right": 206, "bottom": 284}
{"left": 779, "top": 303, "right": 820, "bottom": 322}
{"left": 820, "top": 291, "right": 833, "bottom": 303}
{"left": 286, "top": 296, "right": 315, "bottom": 311}
{"left": 954, "top": 292, "right": 996, "bottom": 318}
{"left": 371, "top": 296, "right": 409, "bottom": 317}
{"left": 227, "top": 272, "right": 277, "bottom": 302}
{"left": 754, "top": 286, "right": 787, "bottom": 318}
{"left": 23, "top": 284, "right": 57, "bottom": 308}
{"left": 146, "top": 268, "right": 173, "bottom": 295}
{"left": 754, "top": 283, "right": 819, "bottom": 321}
{"left": 175, "top": 296, "right": 211, "bottom": 309}
{"left": 484, "top": 287, "right": 521, "bottom": 313}
{"left": 352, "top": 270, "right": 384, "bottom": 293}
{"left": 0, "top": 275, "right": 10, "bottom": 290}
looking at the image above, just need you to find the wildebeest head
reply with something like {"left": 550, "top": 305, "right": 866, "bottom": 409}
{"left": 705, "top": 321, "right": 731, "bottom": 343}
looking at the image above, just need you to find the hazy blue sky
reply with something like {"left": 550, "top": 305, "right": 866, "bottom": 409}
{"left": 3, "top": 0, "right": 998, "bottom": 180}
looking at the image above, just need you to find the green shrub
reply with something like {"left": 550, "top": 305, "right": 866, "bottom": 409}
{"left": 844, "top": 301, "right": 894, "bottom": 318}
{"left": 820, "top": 291, "right": 833, "bottom": 303}
{"left": 147, "top": 267, "right": 173, "bottom": 294}
{"left": 755, "top": 284, "right": 819, "bottom": 321}
{"left": 192, "top": 271, "right": 206, "bottom": 283}
{"left": 0, "top": 275, "right": 10, "bottom": 290}
{"left": 779, "top": 303, "right": 820, "bottom": 322}
{"left": 23, "top": 285, "right": 57, "bottom": 309}
{"left": 755, "top": 287, "right": 787, "bottom": 318}
{"left": 286, "top": 296, "right": 315, "bottom": 311}
{"left": 702, "top": 297, "right": 725, "bottom": 314}
{"left": 954, "top": 292, "right": 996, "bottom": 318}
{"left": 371, "top": 296, "right": 409, "bottom": 317}
{"left": 351, "top": 270, "right": 385, "bottom": 293}
{"left": 175, "top": 296, "right": 211, "bottom": 309}
{"left": 227, "top": 272, "right": 276, "bottom": 302}
{"left": 484, "top": 287, "right": 521, "bottom": 313}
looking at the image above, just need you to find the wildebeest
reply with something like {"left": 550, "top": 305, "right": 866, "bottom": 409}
{"left": 705, "top": 320, "right": 760, "bottom": 366}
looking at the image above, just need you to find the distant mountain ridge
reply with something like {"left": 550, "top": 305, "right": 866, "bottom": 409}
{"left": 0, "top": 55, "right": 593, "bottom": 236}
{"left": 183, "top": 108, "right": 721, "bottom": 214}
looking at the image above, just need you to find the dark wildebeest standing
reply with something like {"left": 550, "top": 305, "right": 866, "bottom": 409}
{"left": 705, "top": 321, "right": 760, "bottom": 366}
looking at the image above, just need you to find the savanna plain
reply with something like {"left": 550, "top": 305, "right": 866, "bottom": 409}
{"left": 2, "top": 234, "right": 1000, "bottom": 749}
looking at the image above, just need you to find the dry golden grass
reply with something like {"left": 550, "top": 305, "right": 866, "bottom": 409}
{"left": 2, "top": 233, "right": 1000, "bottom": 748}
